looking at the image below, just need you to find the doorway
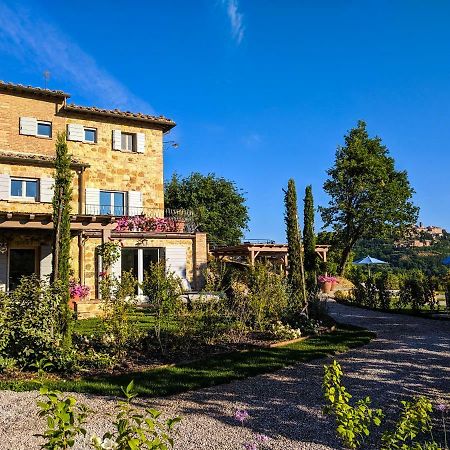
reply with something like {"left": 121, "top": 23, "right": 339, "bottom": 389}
{"left": 9, "top": 248, "right": 36, "bottom": 291}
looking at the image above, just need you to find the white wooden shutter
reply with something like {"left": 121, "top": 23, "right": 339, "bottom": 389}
{"left": 67, "top": 123, "right": 84, "bottom": 141}
{"left": 165, "top": 246, "right": 189, "bottom": 289}
{"left": 128, "top": 191, "right": 143, "bottom": 215}
{"left": 40, "top": 177, "right": 54, "bottom": 203}
{"left": 85, "top": 188, "right": 100, "bottom": 214}
{"left": 111, "top": 250, "right": 122, "bottom": 281}
{"left": 40, "top": 245, "right": 52, "bottom": 281}
{"left": 0, "top": 251, "right": 7, "bottom": 292}
{"left": 0, "top": 174, "right": 10, "bottom": 200}
{"left": 112, "top": 130, "right": 122, "bottom": 150}
{"left": 136, "top": 133, "right": 145, "bottom": 153}
{"left": 19, "top": 117, "right": 37, "bottom": 136}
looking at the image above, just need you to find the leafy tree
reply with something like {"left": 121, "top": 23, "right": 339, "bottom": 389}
{"left": 303, "top": 185, "right": 317, "bottom": 292}
{"left": 51, "top": 132, "right": 73, "bottom": 343}
{"left": 284, "top": 179, "right": 306, "bottom": 308}
{"left": 320, "top": 121, "right": 418, "bottom": 275}
{"left": 164, "top": 172, "right": 249, "bottom": 246}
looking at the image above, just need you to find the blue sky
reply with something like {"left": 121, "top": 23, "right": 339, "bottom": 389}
{"left": 1, "top": 0, "right": 450, "bottom": 242}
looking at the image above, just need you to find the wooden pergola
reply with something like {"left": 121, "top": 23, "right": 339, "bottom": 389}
{"left": 211, "top": 243, "right": 329, "bottom": 271}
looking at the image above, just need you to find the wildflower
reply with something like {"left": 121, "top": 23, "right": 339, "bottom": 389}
{"left": 101, "top": 438, "right": 118, "bottom": 449}
{"left": 255, "top": 433, "right": 270, "bottom": 443}
{"left": 90, "top": 434, "right": 102, "bottom": 447}
{"left": 235, "top": 409, "right": 249, "bottom": 424}
{"left": 243, "top": 443, "right": 257, "bottom": 450}
{"left": 436, "top": 403, "right": 448, "bottom": 412}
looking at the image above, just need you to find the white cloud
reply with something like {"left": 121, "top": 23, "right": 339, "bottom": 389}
{"left": 0, "top": 2, "right": 153, "bottom": 113}
{"left": 221, "top": 0, "right": 245, "bottom": 44}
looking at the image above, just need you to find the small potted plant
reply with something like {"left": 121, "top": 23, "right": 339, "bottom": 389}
{"left": 318, "top": 275, "right": 338, "bottom": 294}
{"left": 69, "top": 279, "right": 90, "bottom": 309}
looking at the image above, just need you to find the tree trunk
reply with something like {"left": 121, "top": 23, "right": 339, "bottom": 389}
{"left": 338, "top": 244, "right": 353, "bottom": 276}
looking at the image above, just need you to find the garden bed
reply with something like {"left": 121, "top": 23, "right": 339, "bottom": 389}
{"left": 0, "top": 324, "right": 374, "bottom": 396}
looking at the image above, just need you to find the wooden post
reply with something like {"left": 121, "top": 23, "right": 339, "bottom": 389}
{"left": 78, "top": 168, "right": 86, "bottom": 215}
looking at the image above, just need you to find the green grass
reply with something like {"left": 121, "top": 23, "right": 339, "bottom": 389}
{"left": 74, "top": 309, "right": 158, "bottom": 336}
{"left": 0, "top": 324, "right": 374, "bottom": 397}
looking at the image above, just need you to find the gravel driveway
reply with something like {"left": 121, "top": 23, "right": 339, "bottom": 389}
{"left": 0, "top": 302, "right": 448, "bottom": 450}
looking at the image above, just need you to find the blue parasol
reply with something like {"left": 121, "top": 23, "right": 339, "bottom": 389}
{"left": 354, "top": 255, "right": 388, "bottom": 276}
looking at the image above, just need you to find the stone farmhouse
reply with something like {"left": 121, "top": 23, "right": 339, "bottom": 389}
{"left": 0, "top": 81, "right": 207, "bottom": 301}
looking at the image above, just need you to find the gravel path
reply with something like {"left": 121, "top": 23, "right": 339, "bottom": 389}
{"left": 0, "top": 302, "right": 448, "bottom": 450}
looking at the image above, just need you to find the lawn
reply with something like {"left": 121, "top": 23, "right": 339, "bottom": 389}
{"left": 0, "top": 324, "right": 374, "bottom": 397}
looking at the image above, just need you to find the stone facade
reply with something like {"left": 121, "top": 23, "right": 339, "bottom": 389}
{"left": 0, "top": 84, "right": 208, "bottom": 296}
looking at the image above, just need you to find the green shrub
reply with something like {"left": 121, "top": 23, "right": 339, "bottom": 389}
{"left": 323, "top": 361, "right": 444, "bottom": 450}
{"left": 100, "top": 271, "right": 140, "bottom": 356}
{"left": 231, "top": 262, "right": 289, "bottom": 331}
{"left": 323, "top": 360, "right": 383, "bottom": 449}
{"left": 142, "top": 261, "right": 184, "bottom": 354}
{"left": 37, "top": 382, "right": 180, "bottom": 450}
{"left": 0, "top": 276, "right": 72, "bottom": 368}
{"left": 398, "top": 271, "right": 437, "bottom": 311}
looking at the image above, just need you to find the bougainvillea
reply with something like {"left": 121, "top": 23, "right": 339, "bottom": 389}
{"left": 115, "top": 216, "right": 179, "bottom": 232}
{"left": 69, "top": 279, "right": 90, "bottom": 300}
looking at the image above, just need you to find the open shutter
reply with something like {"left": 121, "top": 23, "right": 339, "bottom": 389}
{"left": 85, "top": 188, "right": 100, "bottom": 215}
{"left": 40, "top": 245, "right": 52, "bottom": 281}
{"left": 0, "top": 174, "right": 10, "bottom": 200}
{"left": 128, "top": 191, "right": 143, "bottom": 215}
{"left": 19, "top": 117, "right": 37, "bottom": 136}
{"left": 40, "top": 177, "right": 54, "bottom": 203}
{"left": 67, "top": 123, "right": 84, "bottom": 141}
{"left": 111, "top": 250, "right": 122, "bottom": 281}
{"left": 0, "top": 251, "right": 7, "bottom": 292}
{"left": 165, "top": 246, "right": 190, "bottom": 290}
{"left": 136, "top": 133, "right": 145, "bottom": 153}
{"left": 112, "top": 130, "right": 122, "bottom": 150}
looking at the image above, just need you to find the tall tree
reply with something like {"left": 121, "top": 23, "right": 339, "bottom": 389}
{"left": 303, "top": 185, "right": 317, "bottom": 292}
{"left": 284, "top": 179, "right": 307, "bottom": 307}
{"left": 165, "top": 172, "right": 249, "bottom": 246}
{"left": 320, "top": 121, "right": 418, "bottom": 275}
{"left": 51, "top": 132, "right": 73, "bottom": 342}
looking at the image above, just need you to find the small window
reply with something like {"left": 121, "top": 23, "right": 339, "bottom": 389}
{"left": 10, "top": 178, "right": 38, "bottom": 200}
{"left": 99, "top": 190, "right": 126, "bottom": 215}
{"left": 121, "top": 132, "right": 135, "bottom": 151}
{"left": 84, "top": 127, "right": 97, "bottom": 143}
{"left": 37, "top": 121, "right": 52, "bottom": 138}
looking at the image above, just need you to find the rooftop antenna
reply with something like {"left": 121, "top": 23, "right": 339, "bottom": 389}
{"left": 43, "top": 71, "right": 51, "bottom": 89}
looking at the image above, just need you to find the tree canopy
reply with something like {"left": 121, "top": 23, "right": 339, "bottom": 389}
{"left": 164, "top": 172, "right": 249, "bottom": 246}
{"left": 320, "top": 121, "right": 418, "bottom": 275}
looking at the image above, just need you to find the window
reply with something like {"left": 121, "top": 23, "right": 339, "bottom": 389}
{"left": 37, "top": 121, "right": 52, "bottom": 138}
{"left": 121, "top": 248, "right": 162, "bottom": 295}
{"left": 10, "top": 178, "right": 38, "bottom": 200}
{"left": 99, "top": 190, "right": 126, "bottom": 215}
{"left": 84, "top": 127, "right": 97, "bottom": 143}
{"left": 121, "top": 133, "right": 135, "bottom": 151}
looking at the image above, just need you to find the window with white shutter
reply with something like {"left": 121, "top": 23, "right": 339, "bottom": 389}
{"left": 85, "top": 187, "right": 100, "bottom": 215}
{"left": 128, "top": 191, "right": 143, "bottom": 215}
{"left": 112, "top": 130, "right": 122, "bottom": 150}
{"left": 165, "top": 246, "right": 190, "bottom": 290}
{"left": 67, "top": 123, "right": 84, "bottom": 141}
{"left": 0, "top": 174, "right": 10, "bottom": 201}
{"left": 40, "top": 177, "right": 54, "bottom": 203}
{"left": 19, "top": 117, "right": 37, "bottom": 136}
{"left": 136, "top": 133, "right": 145, "bottom": 153}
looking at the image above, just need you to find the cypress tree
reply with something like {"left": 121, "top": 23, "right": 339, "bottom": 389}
{"left": 284, "top": 179, "right": 307, "bottom": 308}
{"left": 303, "top": 185, "right": 317, "bottom": 292}
{"left": 51, "top": 132, "right": 73, "bottom": 343}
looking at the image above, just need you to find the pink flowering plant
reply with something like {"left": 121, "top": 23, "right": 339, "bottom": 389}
{"left": 234, "top": 409, "right": 271, "bottom": 449}
{"left": 69, "top": 279, "right": 90, "bottom": 300}
{"left": 318, "top": 275, "right": 339, "bottom": 284}
{"left": 115, "top": 215, "right": 178, "bottom": 232}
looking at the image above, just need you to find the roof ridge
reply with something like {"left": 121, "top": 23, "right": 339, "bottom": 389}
{"left": 0, "top": 80, "right": 70, "bottom": 98}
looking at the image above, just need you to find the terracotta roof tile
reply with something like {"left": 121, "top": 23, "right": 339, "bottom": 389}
{"left": 64, "top": 104, "right": 176, "bottom": 130}
{"left": 0, "top": 81, "right": 70, "bottom": 99}
{"left": 0, "top": 151, "right": 88, "bottom": 168}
